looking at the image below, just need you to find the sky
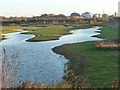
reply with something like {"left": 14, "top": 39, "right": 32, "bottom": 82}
{"left": 0, "top": 0, "right": 119, "bottom": 17}
{"left": 118, "top": 1, "right": 120, "bottom": 17}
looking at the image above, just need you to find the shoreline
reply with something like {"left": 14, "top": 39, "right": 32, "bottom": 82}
{"left": 22, "top": 25, "right": 95, "bottom": 42}
{"left": 51, "top": 20, "right": 118, "bottom": 87}
{"left": 1, "top": 24, "right": 101, "bottom": 41}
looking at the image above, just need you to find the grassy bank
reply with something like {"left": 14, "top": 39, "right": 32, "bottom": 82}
{"left": 53, "top": 42, "right": 118, "bottom": 88}
{"left": 21, "top": 25, "right": 71, "bottom": 42}
{"left": 22, "top": 25, "right": 95, "bottom": 42}
{"left": 0, "top": 25, "right": 41, "bottom": 40}
{"left": 95, "top": 21, "right": 118, "bottom": 40}
{"left": 52, "top": 21, "right": 119, "bottom": 88}
{"left": 1, "top": 24, "right": 95, "bottom": 41}
{"left": 0, "top": 35, "right": 5, "bottom": 40}
{"left": 0, "top": 26, "right": 22, "bottom": 40}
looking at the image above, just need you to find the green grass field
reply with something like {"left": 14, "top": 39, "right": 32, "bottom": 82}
{"left": 1, "top": 24, "right": 95, "bottom": 41}
{"left": 53, "top": 42, "right": 118, "bottom": 88}
{"left": 22, "top": 25, "right": 95, "bottom": 42}
{"left": 52, "top": 20, "right": 119, "bottom": 88}
{"left": 96, "top": 21, "right": 118, "bottom": 40}
{"left": 21, "top": 25, "right": 71, "bottom": 41}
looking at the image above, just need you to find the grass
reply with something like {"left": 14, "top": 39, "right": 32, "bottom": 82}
{"left": 52, "top": 20, "right": 119, "bottom": 88}
{"left": 72, "top": 25, "right": 95, "bottom": 29}
{"left": 21, "top": 25, "right": 71, "bottom": 41}
{"left": 0, "top": 25, "right": 22, "bottom": 40}
{"left": 53, "top": 42, "right": 118, "bottom": 88}
{"left": 22, "top": 25, "right": 98, "bottom": 42}
{"left": 0, "top": 25, "right": 40, "bottom": 40}
{"left": 1, "top": 26, "right": 22, "bottom": 34}
{"left": 1, "top": 24, "right": 101, "bottom": 41}
{"left": 0, "top": 35, "right": 4, "bottom": 40}
{"left": 22, "top": 26, "right": 38, "bottom": 31}
{"left": 96, "top": 21, "right": 118, "bottom": 40}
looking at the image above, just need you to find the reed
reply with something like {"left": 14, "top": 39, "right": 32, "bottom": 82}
{"left": 1, "top": 47, "right": 21, "bottom": 88}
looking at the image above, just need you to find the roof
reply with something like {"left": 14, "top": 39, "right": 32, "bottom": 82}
{"left": 70, "top": 12, "right": 80, "bottom": 16}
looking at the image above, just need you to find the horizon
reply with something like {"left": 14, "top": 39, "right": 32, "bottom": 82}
{"left": 0, "top": 0, "right": 119, "bottom": 17}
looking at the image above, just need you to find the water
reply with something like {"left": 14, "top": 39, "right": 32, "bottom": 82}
{"left": 0, "top": 26, "right": 102, "bottom": 85}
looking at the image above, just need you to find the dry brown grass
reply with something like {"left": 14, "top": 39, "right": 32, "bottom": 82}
{"left": 1, "top": 47, "right": 21, "bottom": 88}
{"left": 95, "top": 40, "right": 120, "bottom": 48}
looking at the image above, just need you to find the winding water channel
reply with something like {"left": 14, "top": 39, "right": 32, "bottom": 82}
{"left": 0, "top": 27, "right": 102, "bottom": 85}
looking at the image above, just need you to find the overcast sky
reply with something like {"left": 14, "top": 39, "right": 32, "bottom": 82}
{"left": 0, "top": 0, "right": 119, "bottom": 17}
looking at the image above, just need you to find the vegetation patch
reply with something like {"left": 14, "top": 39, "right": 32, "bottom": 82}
{"left": 96, "top": 40, "right": 120, "bottom": 50}
{"left": 72, "top": 25, "right": 93, "bottom": 29}
{"left": 1, "top": 24, "right": 101, "bottom": 41}
{"left": 21, "top": 25, "right": 71, "bottom": 42}
{"left": 1, "top": 26, "right": 22, "bottom": 40}
{"left": 22, "top": 25, "right": 98, "bottom": 42}
{"left": 95, "top": 21, "right": 118, "bottom": 40}
{"left": 52, "top": 41, "right": 118, "bottom": 88}
{"left": 52, "top": 20, "right": 119, "bottom": 88}
{"left": 2, "top": 26, "right": 22, "bottom": 34}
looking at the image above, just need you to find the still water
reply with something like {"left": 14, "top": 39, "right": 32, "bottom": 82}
{"left": 0, "top": 27, "right": 102, "bottom": 85}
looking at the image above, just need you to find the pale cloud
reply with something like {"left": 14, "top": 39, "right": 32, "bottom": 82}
{"left": 0, "top": 0, "right": 119, "bottom": 17}
{"left": 118, "top": 1, "right": 120, "bottom": 16}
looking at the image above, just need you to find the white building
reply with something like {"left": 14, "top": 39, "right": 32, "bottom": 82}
{"left": 118, "top": 1, "right": 120, "bottom": 17}
{"left": 82, "top": 12, "right": 92, "bottom": 19}
{"left": 93, "top": 14, "right": 101, "bottom": 18}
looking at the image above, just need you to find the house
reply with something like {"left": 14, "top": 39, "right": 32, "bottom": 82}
{"left": 118, "top": 1, "right": 120, "bottom": 17}
{"left": 93, "top": 14, "right": 101, "bottom": 18}
{"left": 70, "top": 12, "right": 83, "bottom": 19}
{"left": 82, "top": 12, "right": 92, "bottom": 19}
{"left": 102, "top": 14, "right": 109, "bottom": 21}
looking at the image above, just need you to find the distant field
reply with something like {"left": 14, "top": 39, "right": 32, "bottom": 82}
{"left": 21, "top": 25, "right": 95, "bottom": 42}
{"left": 1, "top": 24, "right": 96, "bottom": 41}
{"left": 21, "top": 25, "right": 71, "bottom": 41}
{"left": 0, "top": 26, "right": 22, "bottom": 40}
{"left": 0, "top": 25, "right": 41, "bottom": 40}
{"left": 1, "top": 26, "right": 23, "bottom": 34}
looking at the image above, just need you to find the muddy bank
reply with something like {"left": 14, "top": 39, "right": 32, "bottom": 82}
{"left": 52, "top": 44, "right": 87, "bottom": 76}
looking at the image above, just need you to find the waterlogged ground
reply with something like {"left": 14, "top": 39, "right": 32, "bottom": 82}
{"left": 0, "top": 27, "right": 102, "bottom": 85}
